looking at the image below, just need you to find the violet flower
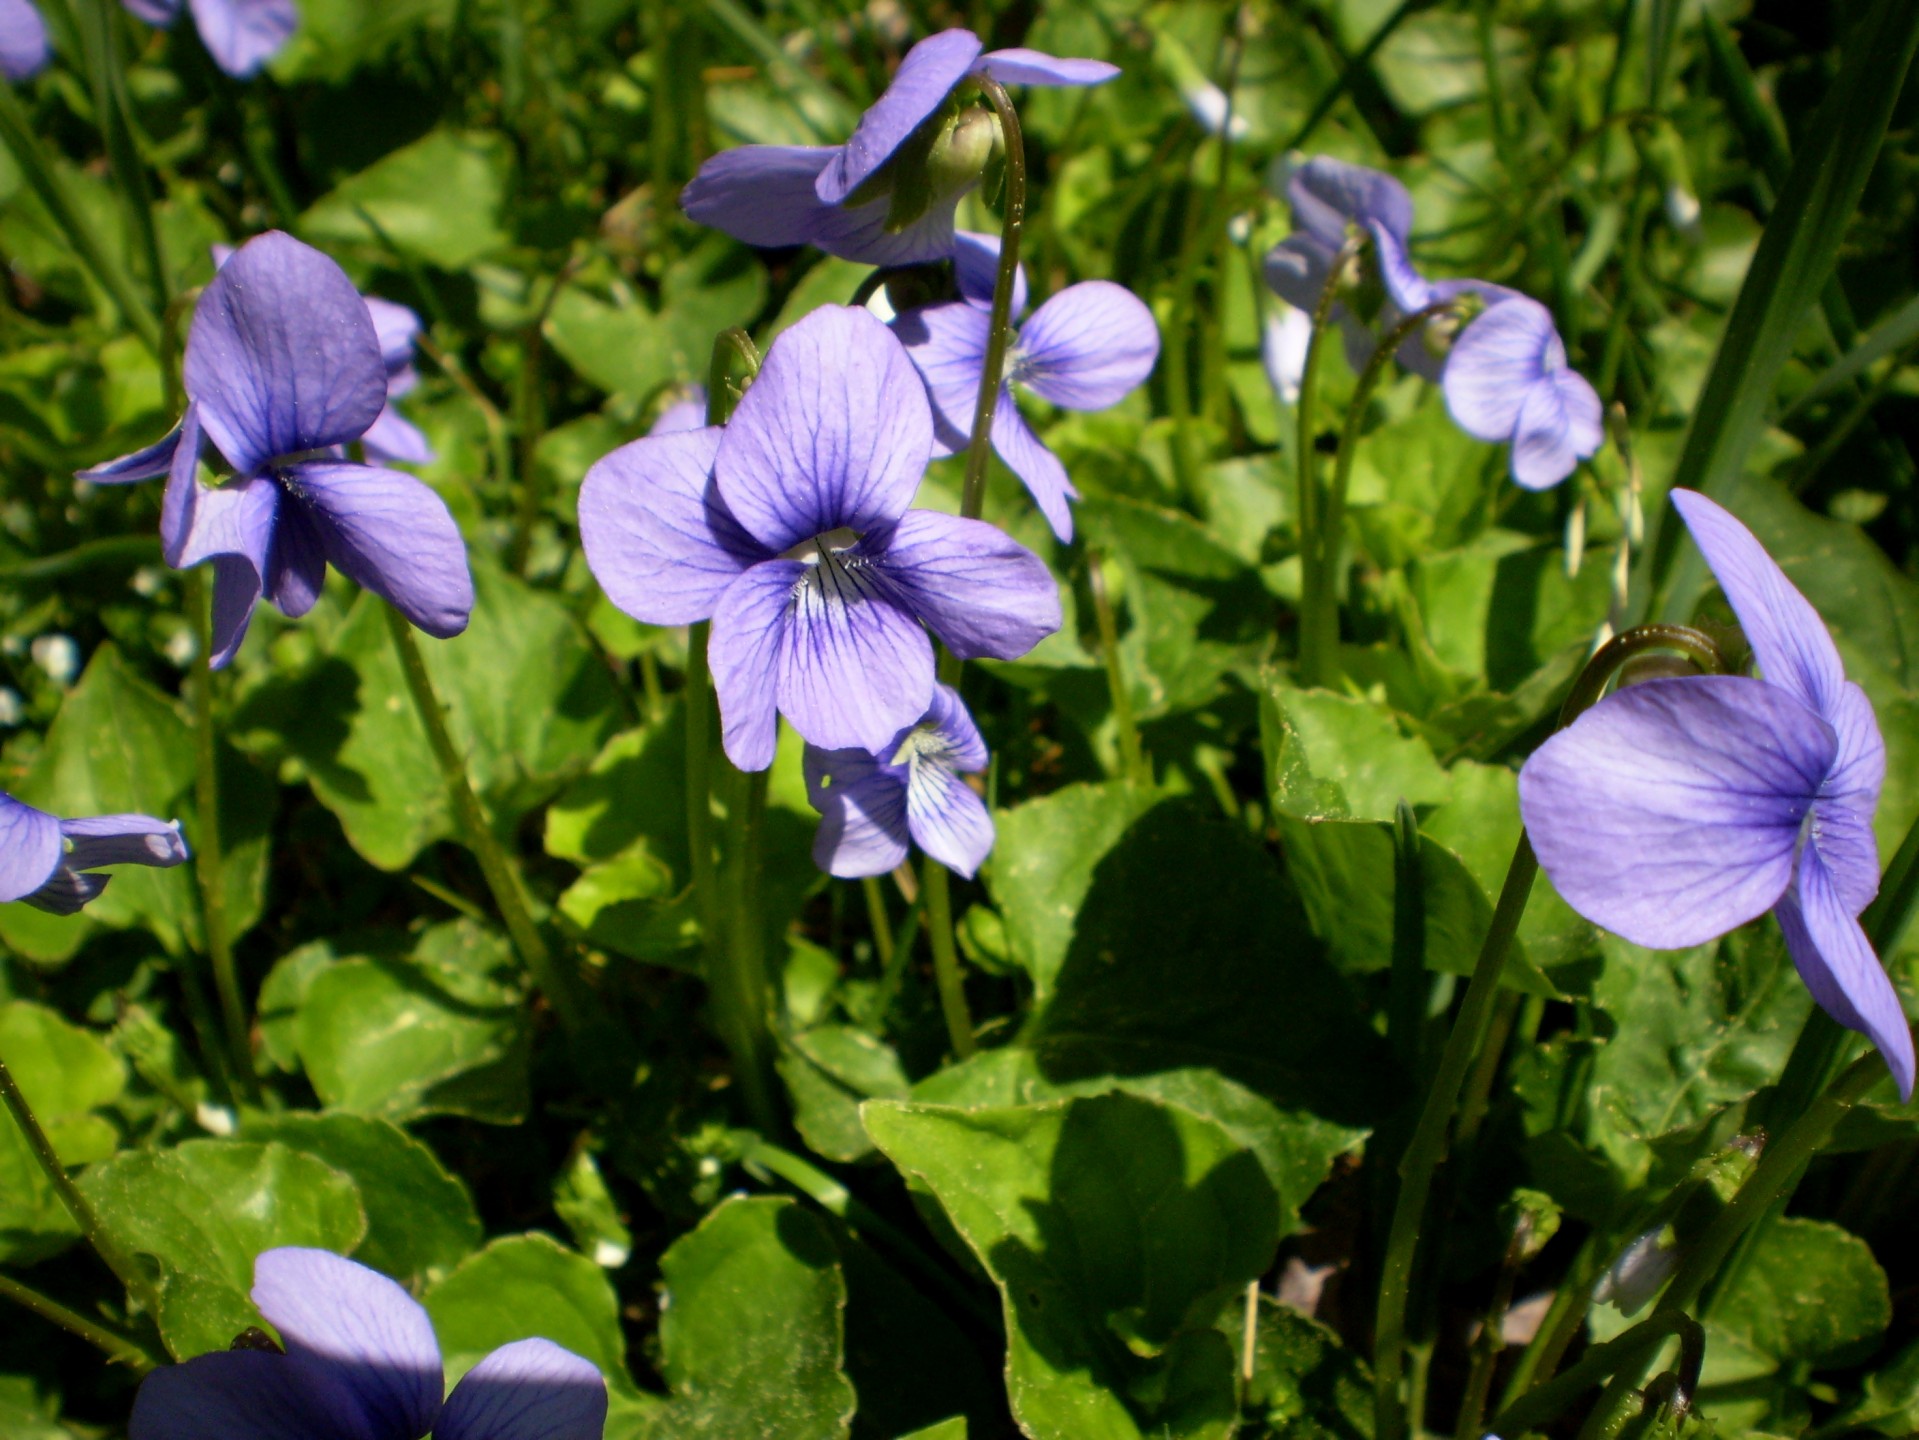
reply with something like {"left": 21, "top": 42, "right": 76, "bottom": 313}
{"left": 682, "top": 30, "right": 1117, "bottom": 267}
{"left": 129, "top": 1247, "right": 607, "bottom": 1440}
{"left": 0, "top": 793, "right": 187, "bottom": 915}
{"left": 579, "top": 304, "right": 1060, "bottom": 772}
{"left": 0, "top": 0, "right": 48, "bottom": 80}
{"left": 120, "top": 0, "right": 294, "bottom": 80}
{"left": 1263, "top": 156, "right": 1416, "bottom": 370}
{"left": 1441, "top": 296, "right": 1602, "bottom": 491}
{"left": 890, "top": 232, "right": 1159, "bottom": 541}
{"left": 647, "top": 384, "right": 708, "bottom": 437}
{"left": 1520, "top": 489, "right": 1911, "bottom": 1097}
{"left": 79, "top": 231, "right": 473, "bottom": 668}
{"left": 805, "top": 683, "right": 993, "bottom": 878}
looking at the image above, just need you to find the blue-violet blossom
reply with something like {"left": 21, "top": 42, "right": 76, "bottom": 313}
{"left": 0, "top": 0, "right": 48, "bottom": 80}
{"left": 80, "top": 231, "right": 473, "bottom": 668}
{"left": 1440, "top": 296, "right": 1603, "bottom": 491}
{"left": 579, "top": 304, "right": 1060, "bottom": 772}
{"left": 805, "top": 682, "right": 993, "bottom": 878}
{"left": 1519, "top": 489, "right": 1911, "bottom": 1097}
{"left": 0, "top": 793, "right": 187, "bottom": 915}
{"left": 890, "top": 231, "right": 1159, "bottom": 541}
{"left": 120, "top": 0, "right": 294, "bottom": 80}
{"left": 129, "top": 1247, "right": 606, "bottom": 1440}
{"left": 682, "top": 30, "right": 1117, "bottom": 267}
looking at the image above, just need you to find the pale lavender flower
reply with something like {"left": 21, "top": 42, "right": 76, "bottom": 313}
{"left": 1442, "top": 296, "right": 1602, "bottom": 490}
{"left": 648, "top": 385, "right": 708, "bottom": 436}
{"left": 120, "top": 0, "right": 294, "bottom": 79}
{"left": 0, "top": 793, "right": 187, "bottom": 916}
{"left": 1520, "top": 489, "right": 1910, "bottom": 1098}
{"left": 0, "top": 0, "right": 48, "bottom": 80}
{"left": 579, "top": 304, "right": 1059, "bottom": 771}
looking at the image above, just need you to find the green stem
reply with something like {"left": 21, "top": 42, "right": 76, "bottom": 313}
{"left": 923, "top": 860, "right": 978, "bottom": 1060}
{"left": 684, "top": 622, "right": 721, "bottom": 970}
{"left": 76, "top": 0, "right": 169, "bottom": 326}
{"left": 861, "top": 874, "right": 895, "bottom": 969}
{"left": 706, "top": 326, "right": 763, "bottom": 422}
{"left": 1492, "top": 1311, "right": 1700, "bottom": 1436}
{"left": 958, "top": 77, "right": 1027, "bottom": 524}
{"left": 383, "top": 605, "right": 595, "bottom": 1036}
{"left": 1293, "top": 235, "right": 1362, "bottom": 689}
{"left": 1086, "top": 550, "right": 1147, "bottom": 786}
{"left": 714, "top": 766, "right": 778, "bottom": 1134}
{"left": 1387, "top": 798, "right": 1426, "bottom": 1077}
{"left": 0, "top": 1051, "right": 161, "bottom": 1320}
{"left": 0, "top": 1271, "right": 159, "bottom": 1369}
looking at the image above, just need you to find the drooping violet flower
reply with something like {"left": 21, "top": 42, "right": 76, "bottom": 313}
{"left": 682, "top": 30, "right": 1117, "bottom": 267}
{"left": 0, "top": 0, "right": 49, "bottom": 80}
{"left": 1442, "top": 296, "right": 1602, "bottom": 490}
{"left": 129, "top": 1247, "right": 607, "bottom": 1440}
{"left": 1262, "top": 156, "right": 1415, "bottom": 369}
{"left": 579, "top": 304, "right": 1059, "bottom": 772}
{"left": 0, "top": 793, "right": 188, "bottom": 915}
{"left": 120, "top": 0, "right": 294, "bottom": 80}
{"left": 79, "top": 232, "right": 473, "bottom": 668}
{"left": 1519, "top": 489, "right": 1911, "bottom": 1098}
{"left": 805, "top": 683, "right": 993, "bottom": 878}
{"left": 890, "top": 232, "right": 1158, "bottom": 541}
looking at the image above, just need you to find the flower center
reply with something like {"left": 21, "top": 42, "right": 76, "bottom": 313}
{"left": 782, "top": 527, "right": 863, "bottom": 565}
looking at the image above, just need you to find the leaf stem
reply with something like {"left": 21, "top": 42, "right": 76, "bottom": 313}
{"left": 861, "top": 874, "right": 895, "bottom": 969}
{"left": 1293, "top": 235, "right": 1362, "bottom": 689}
{"left": 0, "top": 1270, "right": 160, "bottom": 1370}
{"left": 922, "top": 860, "right": 977, "bottom": 1061}
{"left": 1086, "top": 549, "right": 1147, "bottom": 787}
{"left": 958, "top": 77, "right": 1026, "bottom": 525}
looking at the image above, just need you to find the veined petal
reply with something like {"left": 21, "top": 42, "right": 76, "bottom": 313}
{"left": 185, "top": 233, "right": 385, "bottom": 474}
{"left": 59, "top": 815, "right": 188, "bottom": 872}
{"left": 1509, "top": 368, "right": 1602, "bottom": 490}
{"left": 359, "top": 405, "right": 436, "bottom": 468}
{"left": 989, "top": 400, "right": 1075, "bottom": 543}
{"left": 1518, "top": 675, "right": 1837, "bottom": 949}
{"left": 1012, "top": 280, "right": 1159, "bottom": 410}
{"left": 952, "top": 230, "right": 1028, "bottom": 317}
{"left": 207, "top": 555, "right": 266, "bottom": 668}
{"left": 807, "top": 190, "right": 963, "bottom": 267}
{"left": 1777, "top": 846, "right": 1915, "bottom": 1102}
{"left": 0, "top": 0, "right": 49, "bottom": 80}
{"left": 0, "top": 793, "right": 63, "bottom": 905}
{"left": 185, "top": 0, "right": 296, "bottom": 77}
{"left": 437, "top": 1338, "right": 607, "bottom": 1440}
{"left": 361, "top": 295, "right": 421, "bottom": 375}
{"left": 1815, "top": 681, "right": 1885, "bottom": 916}
{"left": 267, "top": 500, "right": 327, "bottom": 619}
{"left": 77, "top": 418, "right": 184, "bottom": 484}
{"left": 924, "top": 682, "right": 988, "bottom": 772}
{"left": 1670, "top": 488, "right": 1850, "bottom": 722}
{"left": 1262, "top": 234, "right": 1334, "bottom": 313}
{"left": 580, "top": 427, "right": 762, "bottom": 626}
{"left": 1389, "top": 277, "right": 1518, "bottom": 383}
{"left": 890, "top": 300, "right": 991, "bottom": 454}
{"left": 160, "top": 404, "right": 210, "bottom": 567}
{"left": 716, "top": 306, "right": 933, "bottom": 552}
{"left": 710, "top": 561, "right": 803, "bottom": 773}
{"left": 905, "top": 760, "right": 993, "bottom": 878}
{"left": 877, "top": 510, "right": 1061, "bottom": 661}
{"left": 776, "top": 548, "right": 936, "bottom": 755}
{"left": 283, "top": 461, "right": 474, "bottom": 639}
{"left": 682, "top": 145, "right": 842, "bottom": 249}
{"left": 1288, "top": 156, "right": 1413, "bottom": 251}
{"left": 252, "top": 1248, "right": 444, "bottom": 1440}
{"left": 165, "top": 467, "right": 279, "bottom": 666}
{"left": 816, "top": 30, "right": 983, "bottom": 206}
{"left": 1442, "top": 298, "right": 1554, "bottom": 443}
{"left": 973, "top": 48, "right": 1119, "bottom": 87}
{"left": 806, "top": 750, "right": 910, "bottom": 879}
{"left": 128, "top": 1349, "right": 379, "bottom": 1440}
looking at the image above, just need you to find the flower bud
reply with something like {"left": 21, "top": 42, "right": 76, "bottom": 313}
{"left": 1594, "top": 1227, "right": 1679, "bottom": 1315}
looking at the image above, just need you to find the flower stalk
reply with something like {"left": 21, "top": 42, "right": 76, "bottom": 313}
{"left": 0, "top": 1271, "right": 160, "bottom": 1370}
{"left": 958, "top": 76, "right": 1027, "bottom": 525}
{"left": 1087, "top": 549, "right": 1148, "bottom": 787}
{"left": 922, "top": 859, "right": 978, "bottom": 1060}
{"left": 1293, "top": 234, "right": 1363, "bottom": 689}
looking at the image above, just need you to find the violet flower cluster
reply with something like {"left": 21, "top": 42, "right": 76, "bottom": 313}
{"left": 1, "top": 0, "right": 294, "bottom": 81}
{"left": 0, "top": 793, "right": 188, "bottom": 915}
{"left": 130, "top": 1247, "right": 607, "bottom": 1440}
{"left": 1521, "top": 489, "right": 1912, "bottom": 1097}
{"left": 1265, "top": 156, "right": 1602, "bottom": 490}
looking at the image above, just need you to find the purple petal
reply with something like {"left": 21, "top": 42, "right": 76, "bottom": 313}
{"left": 876, "top": 510, "right": 1061, "bottom": 660}
{"left": 579, "top": 426, "right": 763, "bottom": 627}
{"left": 809, "top": 193, "right": 961, "bottom": 267}
{"left": 1369, "top": 221, "right": 1431, "bottom": 313}
{"left": 59, "top": 815, "right": 188, "bottom": 872}
{"left": 252, "top": 1248, "right": 444, "bottom": 1440}
{"left": 989, "top": 400, "right": 1075, "bottom": 542}
{"left": 0, "top": 793, "right": 62, "bottom": 905}
{"left": 1261, "top": 306, "right": 1311, "bottom": 404}
{"left": 648, "top": 388, "right": 709, "bottom": 436}
{"left": 1817, "top": 681, "right": 1885, "bottom": 915}
{"left": 437, "top": 1339, "right": 607, "bottom": 1440}
{"left": 281, "top": 461, "right": 474, "bottom": 638}
{"left": 710, "top": 561, "right": 803, "bottom": 772}
{"left": 905, "top": 759, "right": 993, "bottom": 878}
{"left": 777, "top": 545, "right": 936, "bottom": 755}
{"left": 0, "top": 0, "right": 49, "bottom": 80}
{"left": 952, "top": 230, "right": 1028, "bottom": 317}
{"left": 207, "top": 555, "right": 266, "bottom": 668}
{"left": 1777, "top": 846, "right": 1915, "bottom": 1102}
{"left": 185, "top": 233, "right": 386, "bottom": 474}
{"left": 1012, "top": 280, "right": 1159, "bottom": 410}
{"left": 361, "top": 295, "right": 421, "bottom": 376}
{"left": 1517, "top": 675, "right": 1836, "bottom": 948}
{"left": 1670, "top": 489, "right": 1851, "bottom": 723}
{"left": 121, "top": 0, "right": 181, "bottom": 24}
{"left": 266, "top": 498, "right": 326, "bottom": 618}
{"left": 159, "top": 404, "right": 209, "bottom": 566}
{"left": 78, "top": 419, "right": 185, "bottom": 485}
{"left": 715, "top": 306, "right": 932, "bottom": 552}
{"left": 1443, "top": 297, "right": 1558, "bottom": 442}
{"left": 1288, "top": 156, "right": 1414, "bottom": 251}
{"left": 805, "top": 747, "right": 911, "bottom": 879}
{"left": 128, "top": 1349, "right": 379, "bottom": 1440}
{"left": 683, "top": 146, "right": 842, "bottom": 250}
{"left": 973, "top": 48, "right": 1119, "bottom": 87}
{"left": 358, "top": 405, "right": 436, "bottom": 468}
{"left": 926, "top": 682, "right": 988, "bottom": 771}
{"left": 815, "top": 30, "right": 983, "bottom": 206}
{"left": 890, "top": 300, "right": 991, "bottom": 455}
{"left": 1262, "top": 234, "right": 1334, "bottom": 313}
{"left": 185, "top": 0, "right": 296, "bottom": 77}
{"left": 1388, "top": 277, "right": 1519, "bottom": 383}
{"left": 1509, "top": 367, "right": 1603, "bottom": 490}
{"left": 164, "top": 465, "right": 280, "bottom": 667}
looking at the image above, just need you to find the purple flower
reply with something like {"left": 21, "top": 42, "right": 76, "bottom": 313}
{"left": 1263, "top": 156, "right": 1415, "bottom": 369}
{"left": 804, "top": 683, "right": 993, "bottom": 878}
{"left": 129, "top": 1247, "right": 607, "bottom": 1440}
{"left": 579, "top": 304, "right": 1060, "bottom": 772}
{"left": 890, "top": 232, "right": 1158, "bottom": 541}
{"left": 120, "top": 0, "right": 294, "bottom": 80}
{"left": 79, "top": 232, "right": 473, "bottom": 668}
{"left": 647, "top": 385, "right": 708, "bottom": 436}
{"left": 0, "top": 0, "right": 49, "bottom": 81}
{"left": 0, "top": 792, "right": 188, "bottom": 916}
{"left": 1441, "top": 297, "right": 1602, "bottom": 490}
{"left": 1519, "top": 489, "right": 1910, "bottom": 1098}
{"left": 682, "top": 30, "right": 1117, "bottom": 267}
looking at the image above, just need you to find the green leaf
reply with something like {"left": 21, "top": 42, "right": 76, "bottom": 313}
{"left": 553, "top": 1147, "right": 633, "bottom": 1270}
{"left": 545, "top": 702, "right": 689, "bottom": 873}
{"left": 864, "top": 1093, "right": 1279, "bottom": 1440}
{"left": 0, "top": 1002, "right": 126, "bottom": 1264}
{"left": 238, "top": 1112, "right": 481, "bottom": 1285}
{"left": 1240, "top": 1297, "right": 1374, "bottom": 1440}
{"left": 1259, "top": 685, "right": 1451, "bottom": 822}
{"left": 80, "top": 1139, "right": 367, "bottom": 1359}
{"left": 1704, "top": 1218, "right": 1890, "bottom": 1389}
{"left": 0, "top": 1375, "right": 77, "bottom": 1440}
{"left": 269, "top": 0, "right": 457, "bottom": 83}
{"left": 301, "top": 131, "right": 512, "bottom": 270}
{"left": 779, "top": 1023, "right": 910, "bottom": 1164}
{"left": 650, "top": 1196, "right": 853, "bottom": 1440}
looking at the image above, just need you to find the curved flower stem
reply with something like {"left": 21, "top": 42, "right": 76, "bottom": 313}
{"left": 1087, "top": 549, "right": 1148, "bottom": 787}
{"left": 922, "top": 859, "right": 977, "bottom": 1061}
{"left": 714, "top": 766, "right": 779, "bottom": 1134}
{"left": 1492, "top": 1311, "right": 1700, "bottom": 1436}
{"left": 383, "top": 605, "right": 595, "bottom": 1037}
{"left": 861, "top": 874, "right": 895, "bottom": 969}
{"left": 0, "top": 1270, "right": 160, "bottom": 1370}
{"left": 958, "top": 77, "right": 1027, "bottom": 524}
{"left": 707, "top": 326, "right": 763, "bottom": 425}
{"left": 1294, "top": 235, "right": 1363, "bottom": 690}
{"left": 0, "top": 1052, "right": 162, "bottom": 1322}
